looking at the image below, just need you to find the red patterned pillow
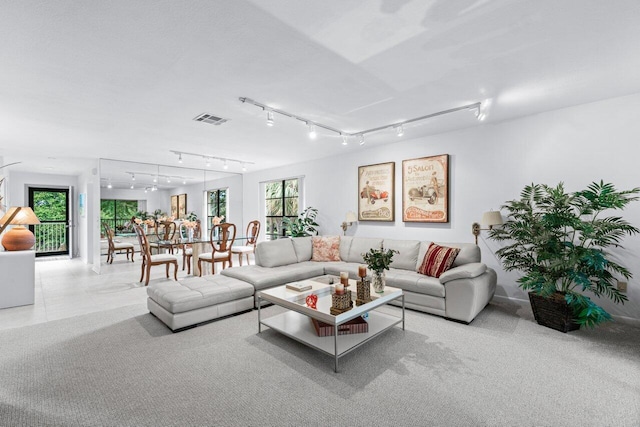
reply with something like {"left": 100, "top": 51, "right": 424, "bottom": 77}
{"left": 418, "top": 243, "right": 460, "bottom": 278}
{"left": 311, "top": 236, "right": 341, "bottom": 262}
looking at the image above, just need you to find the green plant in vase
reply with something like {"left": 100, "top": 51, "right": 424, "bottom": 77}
{"left": 488, "top": 181, "right": 639, "bottom": 330}
{"left": 362, "top": 247, "right": 398, "bottom": 293}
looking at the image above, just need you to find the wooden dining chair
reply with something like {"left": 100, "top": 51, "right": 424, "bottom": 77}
{"left": 134, "top": 224, "right": 179, "bottom": 286}
{"left": 103, "top": 222, "right": 134, "bottom": 264}
{"left": 198, "top": 223, "right": 236, "bottom": 276}
{"left": 180, "top": 220, "right": 201, "bottom": 275}
{"left": 149, "top": 220, "right": 177, "bottom": 254}
{"left": 231, "top": 220, "right": 260, "bottom": 266}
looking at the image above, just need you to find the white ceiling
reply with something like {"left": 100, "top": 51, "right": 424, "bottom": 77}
{"left": 2, "top": 0, "right": 640, "bottom": 177}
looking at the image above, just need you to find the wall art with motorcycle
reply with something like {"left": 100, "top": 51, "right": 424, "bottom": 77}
{"left": 402, "top": 154, "right": 449, "bottom": 223}
{"left": 358, "top": 162, "right": 395, "bottom": 222}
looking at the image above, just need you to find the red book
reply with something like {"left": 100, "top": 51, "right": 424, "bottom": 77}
{"left": 311, "top": 316, "right": 368, "bottom": 337}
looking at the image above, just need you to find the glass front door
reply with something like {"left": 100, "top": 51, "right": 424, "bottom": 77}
{"left": 28, "top": 187, "right": 70, "bottom": 257}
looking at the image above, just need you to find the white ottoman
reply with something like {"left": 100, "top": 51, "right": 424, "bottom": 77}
{"left": 147, "top": 275, "right": 255, "bottom": 331}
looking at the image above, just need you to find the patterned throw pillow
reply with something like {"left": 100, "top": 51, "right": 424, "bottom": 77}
{"left": 418, "top": 243, "right": 460, "bottom": 278}
{"left": 311, "top": 236, "right": 341, "bottom": 262}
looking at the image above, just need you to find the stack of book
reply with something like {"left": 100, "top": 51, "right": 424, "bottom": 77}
{"left": 311, "top": 316, "right": 368, "bottom": 337}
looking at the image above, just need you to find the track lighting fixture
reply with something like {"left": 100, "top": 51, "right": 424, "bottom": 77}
{"left": 266, "top": 110, "right": 274, "bottom": 127}
{"left": 178, "top": 153, "right": 183, "bottom": 164}
{"left": 152, "top": 184, "right": 157, "bottom": 192}
{"left": 241, "top": 163, "right": 247, "bottom": 172}
{"left": 107, "top": 182, "right": 112, "bottom": 189}
{"left": 308, "top": 123, "right": 317, "bottom": 139}
{"left": 131, "top": 173, "right": 135, "bottom": 181}
{"left": 342, "top": 135, "right": 348, "bottom": 146}
{"left": 240, "top": 97, "right": 484, "bottom": 145}
{"left": 130, "top": 184, "right": 134, "bottom": 189}
{"left": 169, "top": 150, "right": 253, "bottom": 171}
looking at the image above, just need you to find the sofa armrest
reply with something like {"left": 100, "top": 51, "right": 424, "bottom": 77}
{"left": 438, "top": 262, "right": 487, "bottom": 284}
{"left": 444, "top": 268, "right": 497, "bottom": 323}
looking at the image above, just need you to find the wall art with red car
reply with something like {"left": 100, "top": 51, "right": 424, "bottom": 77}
{"left": 402, "top": 154, "right": 449, "bottom": 223}
{"left": 358, "top": 162, "right": 395, "bottom": 222}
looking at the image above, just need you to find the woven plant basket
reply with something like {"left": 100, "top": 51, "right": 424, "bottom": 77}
{"left": 528, "top": 292, "right": 580, "bottom": 333}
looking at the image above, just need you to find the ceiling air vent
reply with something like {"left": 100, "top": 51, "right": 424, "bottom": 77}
{"left": 193, "top": 113, "right": 228, "bottom": 125}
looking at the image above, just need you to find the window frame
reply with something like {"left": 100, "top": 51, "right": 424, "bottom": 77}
{"left": 264, "top": 178, "right": 300, "bottom": 240}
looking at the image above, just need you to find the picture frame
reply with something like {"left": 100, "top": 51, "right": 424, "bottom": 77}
{"left": 402, "top": 154, "right": 449, "bottom": 223}
{"left": 177, "top": 193, "right": 187, "bottom": 219}
{"left": 170, "top": 195, "right": 178, "bottom": 219}
{"left": 357, "top": 162, "right": 395, "bottom": 222}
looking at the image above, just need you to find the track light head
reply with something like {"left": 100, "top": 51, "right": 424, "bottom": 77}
{"left": 266, "top": 110, "right": 274, "bottom": 127}
{"left": 131, "top": 173, "right": 135, "bottom": 181}
{"left": 396, "top": 124, "right": 404, "bottom": 137}
{"left": 308, "top": 123, "right": 317, "bottom": 139}
{"left": 223, "top": 160, "right": 229, "bottom": 170}
{"left": 342, "top": 135, "right": 348, "bottom": 146}
{"left": 241, "top": 163, "right": 247, "bottom": 172}
{"left": 358, "top": 134, "right": 365, "bottom": 145}
{"left": 205, "top": 157, "right": 211, "bottom": 167}
{"left": 130, "top": 184, "right": 134, "bottom": 189}
{"left": 178, "top": 153, "right": 183, "bottom": 164}
{"left": 107, "top": 182, "right": 112, "bottom": 189}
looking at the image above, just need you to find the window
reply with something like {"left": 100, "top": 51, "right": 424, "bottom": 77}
{"left": 207, "top": 188, "right": 227, "bottom": 228}
{"left": 100, "top": 199, "right": 139, "bottom": 233}
{"left": 265, "top": 178, "right": 299, "bottom": 240}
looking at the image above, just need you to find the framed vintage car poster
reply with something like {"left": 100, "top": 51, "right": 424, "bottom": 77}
{"left": 358, "top": 162, "right": 394, "bottom": 221}
{"left": 177, "top": 193, "right": 187, "bottom": 219}
{"left": 170, "top": 195, "right": 178, "bottom": 219}
{"left": 402, "top": 154, "right": 449, "bottom": 223}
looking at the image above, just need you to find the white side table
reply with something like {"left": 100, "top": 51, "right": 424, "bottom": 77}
{"left": 0, "top": 250, "right": 35, "bottom": 309}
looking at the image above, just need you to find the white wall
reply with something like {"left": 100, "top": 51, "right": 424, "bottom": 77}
{"left": 243, "top": 93, "right": 640, "bottom": 321}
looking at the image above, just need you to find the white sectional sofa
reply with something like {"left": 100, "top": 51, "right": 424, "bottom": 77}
{"left": 147, "top": 236, "right": 496, "bottom": 331}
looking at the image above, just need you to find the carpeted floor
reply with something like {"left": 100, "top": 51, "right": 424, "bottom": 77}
{"left": 0, "top": 300, "right": 638, "bottom": 426}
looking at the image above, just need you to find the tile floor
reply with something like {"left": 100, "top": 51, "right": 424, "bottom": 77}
{"left": 0, "top": 252, "right": 252, "bottom": 331}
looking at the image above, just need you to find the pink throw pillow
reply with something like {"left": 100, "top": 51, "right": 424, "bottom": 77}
{"left": 311, "top": 236, "right": 341, "bottom": 262}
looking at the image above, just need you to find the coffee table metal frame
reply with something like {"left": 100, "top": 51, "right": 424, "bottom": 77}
{"left": 257, "top": 278, "right": 404, "bottom": 372}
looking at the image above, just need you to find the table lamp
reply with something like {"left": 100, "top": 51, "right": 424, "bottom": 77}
{"left": 0, "top": 207, "right": 41, "bottom": 251}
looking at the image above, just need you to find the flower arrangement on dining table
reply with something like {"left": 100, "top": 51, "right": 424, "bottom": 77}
{"left": 212, "top": 215, "right": 224, "bottom": 225}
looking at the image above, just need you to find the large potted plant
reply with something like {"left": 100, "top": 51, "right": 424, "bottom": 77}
{"left": 362, "top": 247, "right": 398, "bottom": 293}
{"left": 282, "top": 207, "right": 319, "bottom": 237}
{"left": 489, "top": 181, "right": 639, "bottom": 331}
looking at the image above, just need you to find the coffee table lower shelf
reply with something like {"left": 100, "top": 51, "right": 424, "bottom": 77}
{"left": 260, "top": 310, "right": 402, "bottom": 372}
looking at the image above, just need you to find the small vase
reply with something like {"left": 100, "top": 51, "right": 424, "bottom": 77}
{"left": 372, "top": 271, "right": 386, "bottom": 293}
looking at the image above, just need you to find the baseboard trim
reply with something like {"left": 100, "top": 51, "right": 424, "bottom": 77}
{"left": 491, "top": 295, "right": 640, "bottom": 327}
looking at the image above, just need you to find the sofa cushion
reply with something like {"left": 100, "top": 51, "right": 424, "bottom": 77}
{"left": 386, "top": 269, "right": 445, "bottom": 298}
{"left": 383, "top": 239, "right": 420, "bottom": 271}
{"left": 311, "top": 236, "right": 341, "bottom": 261}
{"left": 255, "top": 238, "right": 298, "bottom": 267}
{"left": 346, "top": 237, "right": 384, "bottom": 263}
{"left": 418, "top": 243, "right": 460, "bottom": 278}
{"left": 291, "top": 237, "right": 312, "bottom": 262}
{"left": 221, "top": 261, "right": 325, "bottom": 291}
{"left": 147, "top": 275, "right": 254, "bottom": 314}
{"left": 339, "top": 236, "right": 352, "bottom": 261}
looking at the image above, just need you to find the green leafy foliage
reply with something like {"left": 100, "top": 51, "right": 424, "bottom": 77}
{"left": 362, "top": 247, "right": 398, "bottom": 274}
{"left": 489, "top": 181, "right": 639, "bottom": 327}
{"left": 282, "top": 206, "right": 319, "bottom": 237}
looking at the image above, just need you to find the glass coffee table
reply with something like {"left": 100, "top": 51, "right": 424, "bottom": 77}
{"left": 257, "top": 276, "right": 405, "bottom": 372}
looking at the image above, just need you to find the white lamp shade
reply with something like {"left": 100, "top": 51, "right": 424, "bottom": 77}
{"left": 481, "top": 211, "right": 503, "bottom": 227}
{"left": 345, "top": 211, "right": 357, "bottom": 223}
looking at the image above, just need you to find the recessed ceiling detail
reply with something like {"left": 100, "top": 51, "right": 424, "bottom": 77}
{"left": 193, "top": 113, "right": 228, "bottom": 126}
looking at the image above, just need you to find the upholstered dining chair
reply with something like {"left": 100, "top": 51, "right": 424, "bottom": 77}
{"left": 103, "top": 222, "right": 134, "bottom": 264}
{"left": 198, "top": 223, "right": 236, "bottom": 276}
{"left": 180, "top": 220, "right": 201, "bottom": 275}
{"left": 231, "top": 220, "right": 260, "bottom": 266}
{"left": 149, "top": 220, "right": 177, "bottom": 254}
{"left": 134, "top": 224, "right": 179, "bottom": 286}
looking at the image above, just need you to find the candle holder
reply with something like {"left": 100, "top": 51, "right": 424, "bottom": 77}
{"left": 356, "top": 277, "right": 372, "bottom": 306}
{"left": 330, "top": 289, "right": 353, "bottom": 315}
